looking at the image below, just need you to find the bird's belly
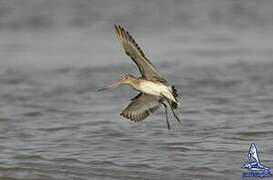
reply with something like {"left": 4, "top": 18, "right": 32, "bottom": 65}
{"left": 139, "top": 81, "right": 176, "bottom": 102}
{"left": 139, "top": 82, "right": 163, "bottom": 96}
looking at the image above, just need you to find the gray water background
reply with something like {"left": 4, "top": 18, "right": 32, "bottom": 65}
{"left": 0, "top": 0, "right": 273, "bottom": 179}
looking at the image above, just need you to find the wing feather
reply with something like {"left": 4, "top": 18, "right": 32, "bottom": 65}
{"left": 120, "top": 93, "right": 160, "bottom": 122}
{"left": 114, "top": 25, "right": 166, "bottom": 83}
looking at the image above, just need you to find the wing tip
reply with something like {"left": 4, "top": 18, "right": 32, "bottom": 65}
{"left": 114, "top": 24, "right": 127, "bottom": 43}
{"left": 120, "top": 112, "right": 133, "bottom": 122}
{"left": 114, "top": 24, "right": 124, "bottom": 29}
{"left": 120, "top": 112, "right": 143, "bottom": 122}
{"left": 113, "top": 24, "right": 147, "bottom": 60}
{"left": 114, "top": 24, "right": 122, "bottom": 33}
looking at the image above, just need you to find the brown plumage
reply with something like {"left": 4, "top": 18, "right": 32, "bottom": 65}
{"left": 98, "top": 25, "right": 181, "bottom": 130}
{"left": 120, "top": 93, "right": 160, "bottom": 122}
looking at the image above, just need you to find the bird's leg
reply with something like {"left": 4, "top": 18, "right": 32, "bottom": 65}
{"left": 161, "top": 100, "right": 170, "bottom": 131}
{"left": 170, "top": 108, "right": 181, "bottom": 125}
{"left": 161, "top": 94, "right": 181, "bottom": 125}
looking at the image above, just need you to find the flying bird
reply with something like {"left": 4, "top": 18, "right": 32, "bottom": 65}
{"left": 99, "top": 25, "right": 181, "bottom": 130}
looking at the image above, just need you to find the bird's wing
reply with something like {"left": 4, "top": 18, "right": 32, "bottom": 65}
{"left": 114, "top": 25, "right": 167, "bottom": 82}
{"left": 120, "top": 93, "right": 160, "bottom": 122}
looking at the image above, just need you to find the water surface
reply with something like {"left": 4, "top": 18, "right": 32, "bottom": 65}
{"left": 1, "top": 1, "right": 273, "bottom": 179}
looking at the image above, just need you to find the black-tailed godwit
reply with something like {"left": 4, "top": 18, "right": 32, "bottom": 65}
{"left": 99, "top": 25, "right": 180, "bottom": 130}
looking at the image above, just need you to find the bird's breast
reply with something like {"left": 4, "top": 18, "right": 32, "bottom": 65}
{"left": 139, "top": 81, "right": 176, "bottom": 102}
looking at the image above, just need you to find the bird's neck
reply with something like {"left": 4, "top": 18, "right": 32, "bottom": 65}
{"left": 129, "top": 78, "right": 141, "bottom": 90}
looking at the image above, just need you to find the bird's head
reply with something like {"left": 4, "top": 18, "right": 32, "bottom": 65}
{"left": 120, "top": 74, "right": 136, "bottom": 85}
{"left": 98, "top": 74, "right": 136, "bottom": 91}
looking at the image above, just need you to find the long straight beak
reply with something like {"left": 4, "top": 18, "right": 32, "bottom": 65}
{"left": 97, "top": 79, "right": 122, "bottom": 91}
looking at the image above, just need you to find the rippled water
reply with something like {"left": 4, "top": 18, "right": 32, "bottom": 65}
{"left": 1, "top": 61, "right": 273, "bottom": 179}
{"left": 1, "top": 1, "right": 273, "bottom": 179}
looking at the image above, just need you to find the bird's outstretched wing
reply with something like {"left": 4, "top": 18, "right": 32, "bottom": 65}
{"left": 120, "top": 93, "right": 160, "bottom": 122}
{"left": 114, "top": 25, "right": 166, "bottom": 83}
